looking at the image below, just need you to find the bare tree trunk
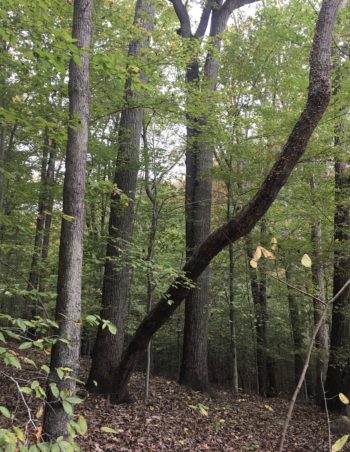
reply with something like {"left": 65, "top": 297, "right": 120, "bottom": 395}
{"left": 26, "top": 133, "right": 56, "bottom": 317}
{"left": 42, "top": 0, "right": 92, "bottom": 438}
{"left": 310, "top": 176, "right": 329, "bottom": 404}
{"left": 325, "top": 156, "right": 350, "bottom": 412}
{"left": 227, "top": 182, "right": 239, "bottom": 393}
{"left": 86, "top": 0, "right": 155, "bottom": 393}
{"left": 247, "top": 225, "right": 268, "bottom": 397}
{"left": 286, "top": 266, "right": 304, "bottom": 388}
{"left": 179, "top": 0, "right": 259, "bottom": 394}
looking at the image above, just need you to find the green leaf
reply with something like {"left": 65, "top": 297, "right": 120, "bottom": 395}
{"left": 100, "top": 426, "right": 118, "bottom": 433}
{"left": 75, "top": 415, "right": 87, "bottom": 435}
{"left": 72, "top": 54, "right": 82, "bottom": 67}
{"left": 62, "top": 400, "right": 73, "bottom": 416}
{"left": 19, "top": 342, "right": 32, "bottom": 350}
{"left": 5, "top": 355, "right": 21, "bottom": 369}
{"left": 20, "top": 386, "right": 32, "bottom": 395}
{"left": 41, "top": 365, "right": 50, "bottom": 374}
{"left": 198, "top": 403, "right": 209, "bottom": 417}
{"left": 0, "top": 406, "right": 11, "bottom": 419}
{"left": 65, "top": 396, "right": 82, "bottom": 405}
{"left": 30, "top": 380, "right": 40, "bottom": 390}
{"left": 332, "top": 435, "right": 349, "bottom": 452}
{"left": 49, "top": 383, "right": 59, "bottom": 399}
{"left": 13, "top": 426, "right": 25, "bottom": 443}
{"left": 107, "top": 323, "right": 117, "bottom": 335}
{"left": 56, "top": 368, "right": 64, "bottom": 380}
{"left": 5, "top": 331, "right": 20, "bottom": 340}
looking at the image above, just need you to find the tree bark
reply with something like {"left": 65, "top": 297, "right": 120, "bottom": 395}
{"left": 227, "top": 181, "right": 239, "bottom": 393}
{"left": 86, "top": 0, "right": 155, "bottom": 393}
{"left": 26, "top": 132, "right": 56, "bottom": 317}
{"left": 109, "top": 0, "right": 340, "bottom": 404}
{"left": 179, "top": 0, "right": 260, "bottom": 394}
{"left": 310, "top": 176, "right": 329, "bottom": 404}
{"left": 42, "top": 0, "right": 92, "bottom": 439}
{"left": 247, "top": 224, "right": 268, "bottom": 396}
{"left": 285, "top": 266, "right": 304, "bottom": 388}
{"left": 325, "top": 156, "right": 350, "bottom": 411}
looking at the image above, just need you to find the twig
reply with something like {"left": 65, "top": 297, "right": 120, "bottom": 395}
{"left": 278, "top": 278, "right": 350, "bottom": 451}
{"left": 321, "top": 372, "right": 332, "bottom": 452}
{"left": 0, "top": 370, "right": 36, "bottom": 439}
{"left": 268, "top": 272, "right": 327, "bottom": 306}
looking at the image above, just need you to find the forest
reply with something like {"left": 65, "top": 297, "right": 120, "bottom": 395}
{"left": 0, "top": 0, "right": 350, "bottom": 450}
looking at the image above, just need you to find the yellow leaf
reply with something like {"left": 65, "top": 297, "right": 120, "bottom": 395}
{"left": 260, "top": 247, "right": 276, "bottom": 260}
{"left": 252, "top": 246, "right": 262, "bottom": 262}
{"left": 250, "top": 259, "right": 258, "bottom": 269}
{"left": 264, "top": 404, "right": 273, "bottom": 411}
{"left": 301, "top": 254, "right": 312, "bottom": 268}
{"left": 271, "top": 238, "right": 278, "bottom": 251}
{"left": 332, "top": 434, "right": 349, "bottom": 452}
{"left": 339, "top": 393, "right": 350, "bottom": 405}
{"left": 36, "top": 405, "right": 44, "bottom": 419}
{"left": 275, "top": 268, "right": 286, "bottom": 279}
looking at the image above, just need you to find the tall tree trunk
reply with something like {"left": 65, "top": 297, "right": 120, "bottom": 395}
{"left": 26, "top": 133, "right": 56, "bottom": 317}
{"left": 227, "top": 181, "right": 239, "bottom": 393}
{"left": 310, "top": 176, "right": 329, "bottom": 404}
{"left": 325, "top": 156, "right": 350, "bottom": 412}
{"left": 179, "top": 0, "right": 257, "bottom": 394}
{"left": 144, "top": 164, "right": 158, "bottom": 401}
{"left": 286, "top": 266, "right": 304, "bottom": 388}
{"left": 109, "top": 0, "right": 341, "bottom": 404}
{"left": 42, "top": 0, "right": 92, "bottom": 438}
{"left": 86, "top": 0, "right": 155, "bottom": 393}
{"left": 247, "top": 224, "right": 268, "bottom": 396}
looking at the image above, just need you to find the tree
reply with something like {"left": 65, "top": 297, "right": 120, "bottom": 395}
{"left": 170, "top": 0, "right": 260, "bottom": 393}
{"left": 325, "top": 146, "right": 350, "bottom": 411}
{"left": 109, "top": 0, "right": 342, "bottom": 403}
{"left": 43, "top": 0, "right": 93, "bottom": 438}
{"left": 86, "top": 0, "right": 155, "bottom": 394}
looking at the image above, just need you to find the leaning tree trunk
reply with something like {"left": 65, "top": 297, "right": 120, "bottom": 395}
{"left": 325, "top": 156, "right": 350, "bottom": 412}
{"left": 42, "top": 0, "right": 92, "bottom": 439}
{"left": 108, "top": 0, "right": 341, "bottom": 404}
{"left": 86, "top": 0, "right": 155, "bottom": 394}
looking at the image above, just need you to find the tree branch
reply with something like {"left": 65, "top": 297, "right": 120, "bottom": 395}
{"left": 194, "top": 0, "right": 214, "bottom": 38}
{"left": 219, "top": 0, "right": 261, "bottom": 29}
{"left": 169, "top": 0, "right": 192, "bottom": 36}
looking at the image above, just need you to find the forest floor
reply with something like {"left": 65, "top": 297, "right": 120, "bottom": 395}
{"left": 0, "top": 348, "right": 345, "bottom": 451}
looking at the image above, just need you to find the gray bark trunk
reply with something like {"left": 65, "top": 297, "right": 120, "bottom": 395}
{"left": 325, "top": 157, "right": 350, "bottom": 411}
{"left": 227, "top": 182, "right": 238, "bottom": 393}
{"left": 42, "top": 0, "right": 92, "bottom": 439}
{"left": 286, "top": 266, "right": 304, "bottom": 388}
{"left": 310, "top": 176, "right": 328, "bottom": 404}
{"left": 86, "top": 0, "right": 155, "bottom": 393}
{"left": 26, "top": 133, "right": 56, "bottom": 317}
{"left": 180, "top": 0, "right": 257, "bottom": 394}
